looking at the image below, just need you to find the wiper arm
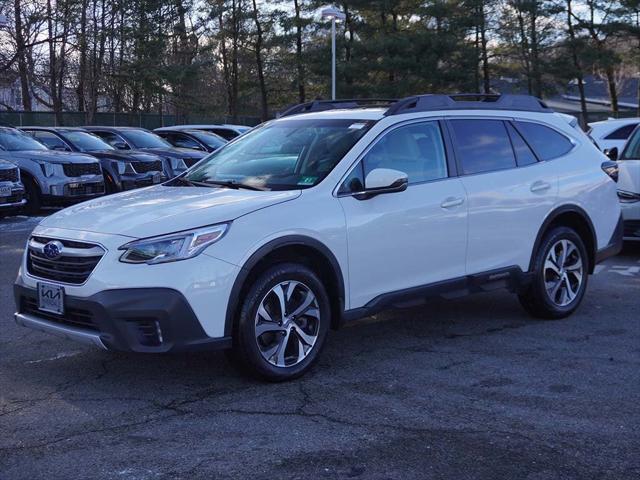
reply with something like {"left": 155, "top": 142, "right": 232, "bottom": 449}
{"left": 169, "top": 176, "right": 215, "bottom": 188}
{"left": 202, "top": 180, "right": 267, "bottom": 191}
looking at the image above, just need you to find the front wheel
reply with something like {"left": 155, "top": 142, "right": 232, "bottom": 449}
{"left": 519, "top": 226, "right": 589, "bottom": 319}
{"left": 231, "top": 263, "right": 331, "bottom": 381}
{"left": 22, "top": 176, "right": 42, "bottom": 215}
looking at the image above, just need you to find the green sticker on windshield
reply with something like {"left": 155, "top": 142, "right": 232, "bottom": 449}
{"left": 298, "top": 176, "right": 317, "bottom": 185}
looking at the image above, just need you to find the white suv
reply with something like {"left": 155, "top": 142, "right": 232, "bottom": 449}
{"left": 14, "top": 94, "right": 623, "bottom": 381}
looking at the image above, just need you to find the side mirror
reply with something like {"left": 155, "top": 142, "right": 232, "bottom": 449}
{"left": 354, "top": 168, "right": 408, "bottom": 200}
{"left": 112, "top": 141, "right": 129, "bottom": 150}
{"left": 604, "top": 147, "right": 618, "bottom": 161}
{"left": 52, "top": 145, "right": 70, "bottom": 152}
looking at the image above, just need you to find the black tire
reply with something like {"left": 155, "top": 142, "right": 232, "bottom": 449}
{"left": 518, "top": 226, "right": 589, "bottom": 319}
{"left": 104, "top": 172, "right": 119, "bottom": 194}
{"left": 230, "top": 262, "right": 331, "bottom": 381}
{"left": 22, "top": 176, "right": 42, "bottom": 215}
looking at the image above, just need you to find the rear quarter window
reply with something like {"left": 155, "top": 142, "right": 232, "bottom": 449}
{"left": 604, "top": 124, "right": 637, "bottom": 140}
{"left": 513, "top": 121, "right": 574, "bottom": 161}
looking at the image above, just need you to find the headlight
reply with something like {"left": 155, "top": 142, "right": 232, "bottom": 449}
{"left": 169, "top": 157, "right": 187, "bottom": 172}
{"left": 118, "top": 223, "right": 229, "bottom": 265}
{"left": 115, "top": 161, "right": 134, "bottom": 175}
{"left": 39, "top": 162, "right": 56, "bottom": 177}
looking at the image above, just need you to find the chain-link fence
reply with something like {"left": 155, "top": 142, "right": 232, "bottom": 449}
{"left": 0, "top": 111, "right": 262, "bottom": 128}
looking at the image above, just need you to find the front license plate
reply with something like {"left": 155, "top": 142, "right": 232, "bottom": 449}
{"left": 0, "top": 184, "right": 11, "bottom": 197}
{"left": 38, "top": 282, "right": 65, "bottom": 315}
{"left": 152, "top": 172, "right": 162, "bottom": 184}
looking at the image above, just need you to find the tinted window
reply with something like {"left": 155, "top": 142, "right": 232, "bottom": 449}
{"left": 604, "top": 124, "right": 637, "bottom": 140}
{"left": 64, "top": 131, "right": 113, "bottom": 151}
{"left": 93, "top": 131, "right": 128, "bottom": 148}
{"left": 361, "top": 121, "right": 447, "bottom": 184}
{"left": 121, "top": 130, "right": 171, "bottom": 149}
{"left": 338, "top": 161, "right": 364, "bottom": 194}
{"left": 168, "top": 133, "right": 201, "bottom": 149}
{"left": 212, "top": 128, "right": 238, "bottom": 140}
{"left": 506, "top": 123, "right": 537, "bottom": 166}
{"left": 514, "top": 121, "right": 573, "bottom": 160}
{"left": 33, "top": 131, "right": 69, "bottom": 150}
{"left": 450, "top": 119, "right": 516, "bottom": 175}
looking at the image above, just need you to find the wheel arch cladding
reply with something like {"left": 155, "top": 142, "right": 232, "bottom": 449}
{"left": 224, "top": 235, "right": 346, "bottom": 336}
{"left": 530, "top": 205, "right": 597, "bottom": 274}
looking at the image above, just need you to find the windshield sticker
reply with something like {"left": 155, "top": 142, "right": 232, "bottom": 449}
{"left": 298, "top": 176, "right": 317, "bottom": 185}
{"left": 348, "top": 122, "right": 367, "bottom": 130}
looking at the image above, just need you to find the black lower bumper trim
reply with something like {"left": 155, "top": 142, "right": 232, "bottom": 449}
{"left": 595, "top": 213, "right": 624, "bottom": 264}
{"left": 14, "top": 281, "right": 230, "bottom": 353}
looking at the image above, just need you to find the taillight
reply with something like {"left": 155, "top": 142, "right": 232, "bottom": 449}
{"left": 601, "top": 161, "right": 619, "bottom": 182}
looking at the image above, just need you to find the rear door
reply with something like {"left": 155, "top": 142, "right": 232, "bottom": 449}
{"left": 448, "top": 118, "right": 561, "bottom": 274}
{"left": 337, "top": 119, "right": 468, "bottom": 308}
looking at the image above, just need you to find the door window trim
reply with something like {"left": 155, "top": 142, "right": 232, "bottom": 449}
{"left": 333, "top": 117, "right": 456, "bottom": 198}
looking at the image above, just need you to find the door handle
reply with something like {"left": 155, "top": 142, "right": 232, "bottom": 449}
{"left": 440, "top": 197, "right": 464, "bottom": 209}
{"left": 530, "top": 181, "right": 551, "bottom": 193}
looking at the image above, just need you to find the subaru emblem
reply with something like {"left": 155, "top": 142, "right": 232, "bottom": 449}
{"left": 43, "top": 240, "right": 64, "bottom": 260}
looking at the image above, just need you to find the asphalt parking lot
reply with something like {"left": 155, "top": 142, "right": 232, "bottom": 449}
{"left": 1, "top": 215, "right": 639, "bottom": 480}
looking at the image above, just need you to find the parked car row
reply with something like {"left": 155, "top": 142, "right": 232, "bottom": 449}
{"left": 0, "top": 124, "right": 250, "bottom": 215}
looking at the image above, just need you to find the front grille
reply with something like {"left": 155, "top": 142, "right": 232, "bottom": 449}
{"left": 184, "top": 158, "right": 199, "bottom": 168}
{"left": 0, "top": 168, "right": 18, "bottom": 182}
{"left": 20, "top": 295, "right": 96, "bottom": 331}
{"left": 130, "top": 319, "right": 163, "bottom": 346}
{"left": 63, "top": 163, "right": 101, "bottom": 177}
{"left": 27, "top": 236, "right": 104, "bottom": 285}
{"left": 64, "top": 182, "right": 105, "bottom": 196}
{"left": 624, "top": 220, "right": 640, "bottom": 238}
{"left": 131, "top": 160, "right": 162, "bottom": 173}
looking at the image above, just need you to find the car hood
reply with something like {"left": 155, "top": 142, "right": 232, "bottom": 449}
{"left": 39, "top": 184, "right": 301, "bottom": 238}
{"left": 136, "top": 147, "right": 205, "bottom": 160}
{"left": 86, "top": 149, "right": 162, "bottom": 163}
{"left": 2, "top": 150, "right": 99, "bottom": 164}
{"left": 0, "top": 158, "right": 16, "bottom": 169}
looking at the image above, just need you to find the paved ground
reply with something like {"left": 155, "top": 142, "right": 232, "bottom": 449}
{"left": 0, "top": 215, "right": 639, "bottom": 480}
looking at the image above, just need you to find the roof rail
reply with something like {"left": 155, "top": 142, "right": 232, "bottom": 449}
{"left": 384, "top": 94, "right": 552, "bottom": 116}
{"left": 279, "top": 98, "right": 397, "bottom": 118}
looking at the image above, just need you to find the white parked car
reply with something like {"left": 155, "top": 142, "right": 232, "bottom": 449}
{"left": 588, "top": 118, "right": 640, "bottom": 152}
{"left": 616, "top": 125, "right": 640, "bottom": 240}
{"left": 14, "top": 94, "right": 623, "bottom": 381}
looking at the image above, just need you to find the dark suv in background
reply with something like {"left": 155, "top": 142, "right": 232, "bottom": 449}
{"left": 83, "top": 126, "right": 206, "bottom": 178}
{"left": 154, "top": 127, "right": 227, "bottom": 153}
{"left": 21, "top": 127, "right": 165, "bottom": 193}
{"left": 0, "top": 159, "right": 26, "bottom": 215}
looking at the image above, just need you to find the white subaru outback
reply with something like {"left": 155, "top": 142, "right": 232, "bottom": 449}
{"left": 14, "top": 94, "right": 623, "bottom": 381}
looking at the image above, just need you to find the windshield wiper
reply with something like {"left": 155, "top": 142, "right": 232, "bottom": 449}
{"left": 201, "top": 180, "right": 267, "bottom": 191}
{"left": 169, "top": 177, "right": 215, "bottom": 188}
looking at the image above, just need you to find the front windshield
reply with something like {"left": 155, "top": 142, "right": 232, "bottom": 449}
{"left": 189, "top": 131, "right": 227, "bottom": 149}
{"left": 620, "top": 127, "right": 640, "bottom": 160}
{"left": 0, "top": 129, "right": 47, "bottom": 151}
{"left": 122, "top": 130, "right": 172, "bottom": 149}
{"left": 65, "top": 131, "right": 114, "bottom": 152}
{"left": 184, "top": 119, "right": 373, "bottom": 190}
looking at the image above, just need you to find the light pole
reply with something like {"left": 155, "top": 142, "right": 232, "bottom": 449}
{"left": 321, "top": 7, "right": 345, "bottom": 100}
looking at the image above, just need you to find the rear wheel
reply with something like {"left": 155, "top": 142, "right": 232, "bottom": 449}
{"left": 519, "top": 226, "right": 589, "bottom": 319}
{"left": 22, "top": 176, "right": 42, "bottom": 215}
{"left": 230, "top": 263, "right": 330, "bottom": 381}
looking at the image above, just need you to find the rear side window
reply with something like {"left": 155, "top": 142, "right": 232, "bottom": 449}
{"left": 506, "top": 123, "right": 537, "bottom": 166}
{"left": 604, "top": 124, "right": 637, "bottom": 140}
{"left": 514, "top": 121, "right": 573, "bottom": 160}
{"left": 449, "top": 119, "right": 516, "bottom": 175}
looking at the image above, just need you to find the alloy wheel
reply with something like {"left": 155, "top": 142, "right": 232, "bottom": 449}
{"left": 254, "top": 280, "right": 321, "bottom": 368}
{"left": 544, "top": 239, "right": 584, "bottom": 307}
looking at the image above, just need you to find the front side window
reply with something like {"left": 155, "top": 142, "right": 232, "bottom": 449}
{"left": 621, "top": 127, "right": 640, "bottom": 160}
{"left": 184, "top": 119, "right": 373, "bottom": 190}
{"left": 450, "top": 119, "right": 516, "bottom": 175}
{"left": 121, "top": 130, "right": 171, "bottom": 149}
{"left": 514, "top": 121, "right": 573, "bottom": 160}
{"left": 0, "top": 128, "right": 47, "bottom": 151}
{"left": 65, "top": 131, "right": 113, "bottom": 152}
{"left": 361, "top": 121, "right": 448, "bottom": 185}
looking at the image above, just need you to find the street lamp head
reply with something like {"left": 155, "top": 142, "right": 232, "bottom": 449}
{"left": 321, "top": 7, "right": 346, "bottom": 22}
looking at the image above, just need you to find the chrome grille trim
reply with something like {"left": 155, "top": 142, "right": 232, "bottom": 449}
{"left": 26, "top": 236, "right": 105, "bottom": 285}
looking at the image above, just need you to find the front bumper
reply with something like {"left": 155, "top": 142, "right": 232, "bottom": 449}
{"left": 0, "top": 186, "right": 26, "bottom": 209}
{"left": 45, "top": 175, "right": 105, "bottom": 202}
{"left": 620, "top": 199, "right": 640, "bottom": 240}
{"left": 14, "top": 283, "right": 231, "bottom": 353}
{"left": 120, "top": 172, "right": 165, "bottom": 191}
{"left": 595, "top": 213, "right": 624, "bottom": 263}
